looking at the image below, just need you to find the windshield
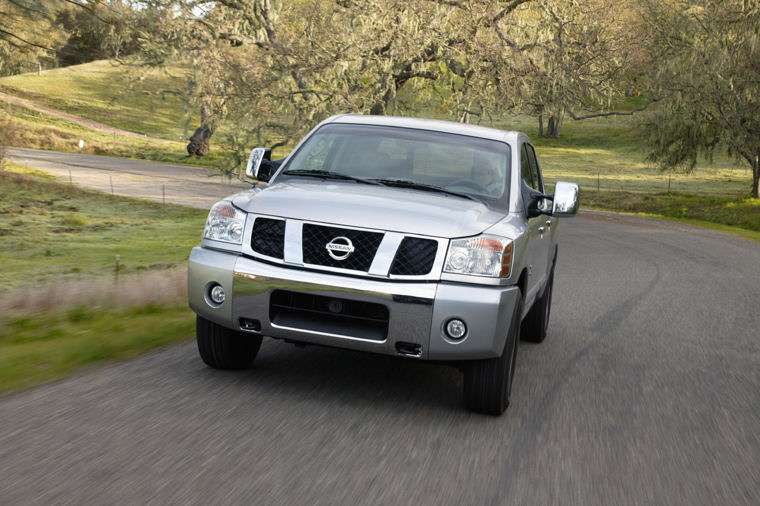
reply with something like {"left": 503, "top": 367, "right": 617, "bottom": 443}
{"left": 279, "top": 124, "right": 511, "bottom": 207}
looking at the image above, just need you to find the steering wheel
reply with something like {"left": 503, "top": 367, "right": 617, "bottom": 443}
{"left": 446, "top": 178, "right": 489, "bottom": 193}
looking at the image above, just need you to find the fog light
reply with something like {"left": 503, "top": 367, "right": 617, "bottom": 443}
{"left": 209, "top": 284, "right": 225, "bottom": 305}
{"left": 446, "top": 318, "right": 467, "bottom": 339}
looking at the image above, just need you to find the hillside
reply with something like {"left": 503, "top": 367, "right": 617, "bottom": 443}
{"left": 0, "top": 59, "right": 753, "bottom": 196}
{"left": 0, "top": 60, "right": 194, "bottom": 140}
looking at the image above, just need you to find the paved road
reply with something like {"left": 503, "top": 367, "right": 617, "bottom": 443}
{"left": 6, "top": 147, "right": 250, "bottom": 209}
{"left": 1, "top": 151, "right": 759, "bottom": 504}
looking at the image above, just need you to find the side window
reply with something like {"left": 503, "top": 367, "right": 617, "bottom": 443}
{"left": 521, "top": 144, "right": 535, "bottom": 189}
{"left": 526, "top": 144, "right": 544, "bottom": 193}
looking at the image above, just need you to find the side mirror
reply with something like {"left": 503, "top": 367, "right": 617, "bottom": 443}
{"left": 523, "top": 183, "right": 552, "bottom": 218}
{"left": 245, "top": 147, "right": 273, "bottom": 182}
{"left": 551, "top": 181, "right": 579, "bottom": 216}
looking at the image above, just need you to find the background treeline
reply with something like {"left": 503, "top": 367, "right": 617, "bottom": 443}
{"left": 1, "top": 0, "right": 758, "bottom": 196}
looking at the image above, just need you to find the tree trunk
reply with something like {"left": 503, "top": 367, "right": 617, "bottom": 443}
{"left": 187, "top": 105, "right": 215, "bottom": 157}
{"left": 538, "top": 114, "right": 543, "bottom": 138}
{"left": 370, "top": 86, "right": 394, "bottom": 116}
{"left": 545, "top": 116, "right": 561, "bottom": 139}
{"left": 752, "top": 154, "right": 759, "bottom": 199}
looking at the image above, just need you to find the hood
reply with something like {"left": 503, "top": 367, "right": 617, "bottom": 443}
{"left": 231, "top": 180, "right": 505, "bottom": 238}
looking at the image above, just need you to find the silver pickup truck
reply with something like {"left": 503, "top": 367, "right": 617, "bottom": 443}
{"left": 188, "top": 115, "right": 578, "bottom": 415}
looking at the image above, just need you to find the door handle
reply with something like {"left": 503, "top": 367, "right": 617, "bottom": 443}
{"left": 538, "top": 226, "right": 545, "bottom": 233}
{"left": 546, "top": 219, "right": 552, "bottom": 228}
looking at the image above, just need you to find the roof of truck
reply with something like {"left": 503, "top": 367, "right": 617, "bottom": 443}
{"left": 325, "top": 114, "right": 524, "bottom": 145}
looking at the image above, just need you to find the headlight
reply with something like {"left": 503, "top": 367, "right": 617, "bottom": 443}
{"left": 444, "top": 235, "right": 513, "bottom": 277}
{"left": 203, "top": 201, "right": 246, "bottom": 244}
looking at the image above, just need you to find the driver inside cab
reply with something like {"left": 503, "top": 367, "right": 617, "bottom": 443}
{"left": 471, "top": 155, "right": 504, "bottom": 197}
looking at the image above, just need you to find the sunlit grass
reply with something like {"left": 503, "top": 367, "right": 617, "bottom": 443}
{"left": 0, "top": 169, "right": 204, "bottom": 394}
{"left": 0, "top": 60, "right": 195, "bottom": 140}
{"left": 1, "top": 99, "right": 228, "bottom": 167}
{"left": 0, "top": 169, "right": 207, "bottom": 291}
{"left": 0, "top": 305, "right": 195, "bottom": 394}
{"left": 582, "top": 190, "right": 760, "bottom": 235}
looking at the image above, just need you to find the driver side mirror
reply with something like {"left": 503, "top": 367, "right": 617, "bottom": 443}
{"left": 245, "top": 147, "right": 273, "bottom": 182}
{"left": 524, "top": 181, "right": 579, "bottom": 218}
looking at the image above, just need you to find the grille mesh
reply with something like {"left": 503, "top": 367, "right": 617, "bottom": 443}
{"left": 251, "top": 218, "right": 285, "bottom": 258}
{"left": 302, "top": 224, "right": 383, "bottom": 271}
{"left": 390, "top": 237, "right": 438, "bottom": 275}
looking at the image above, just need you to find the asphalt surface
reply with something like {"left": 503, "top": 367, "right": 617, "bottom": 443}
{"left": 1, "top": 150, "right": 759, "bottom": 504}
{"left": 6, "top": 147, "right": 250, "bottom": 209}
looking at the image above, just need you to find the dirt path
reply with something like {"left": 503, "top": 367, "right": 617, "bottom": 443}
{"left": 0, "top": 91, "right": 168, "bottom": 142}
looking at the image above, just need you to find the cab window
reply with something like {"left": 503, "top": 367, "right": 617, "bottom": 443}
{"left": 521, "top": 144, "right": 536, "bottom": 189}
{"left": 526, "top": 144, "right": 544, "bottom": 193}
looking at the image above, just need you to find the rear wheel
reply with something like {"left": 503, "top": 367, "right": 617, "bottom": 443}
{"left": 521, "top": 265, "right": 554, "bottom": 343}
{"left": 196, "top": 315, "right": 262, "bottom": 370}
{"left": 463, "top": 293, "right": 522, "bottom": 416}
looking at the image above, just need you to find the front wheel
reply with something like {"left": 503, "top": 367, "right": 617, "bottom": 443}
{"left": 196, "top": 315, "right": 262, "bottom": 370}
{"left": 463, "top": 294, "right": 522, "bottom": 416}
{"left": 521, "top": 265, "right": 554, "bottom": 343}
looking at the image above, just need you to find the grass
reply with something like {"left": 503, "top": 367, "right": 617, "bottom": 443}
{"left": 0, "top": 99, "right": 229, "bottom": 168}
{"left": 0, "top": 60, "right": 195, "bottom": 140}
{"left": 0, "top": 168, "right": 206, "bottom": 394}
{"left": 581, "top": 190, "right": 760, "bottom": 236}
{"left": 0, "top": 168, "right": 207, "bottom": 292}
{"left": 488, "top": 114, "right": 755, "bottom": 196}
{"left": 0, "top": 304, "right": 195, "bottom": 395}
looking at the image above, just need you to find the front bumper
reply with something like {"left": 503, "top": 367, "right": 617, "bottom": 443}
{"left": 188, "top": 247, "right": 520, "bottom": 360}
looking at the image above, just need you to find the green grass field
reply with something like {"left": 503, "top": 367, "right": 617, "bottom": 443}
{"left": 1, "top": 99, "right": 227, "bottom": 167}
{"left": 0, "top": 168, "right": 207, "bottom": 394}
{"left": 0, "top": 167, "right": 206, "bottom": 291}
{"left": 0, "top": 60, "right": 195, "bottom": 140}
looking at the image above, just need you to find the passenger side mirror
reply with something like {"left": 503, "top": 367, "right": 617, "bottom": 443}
{"left": 551, "top": 181, "right": 579, "bottom": 217}
{"left": 245, "top": 147, "right": 273, "bottom": 182}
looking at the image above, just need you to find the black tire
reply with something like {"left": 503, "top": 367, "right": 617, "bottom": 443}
{"left": 521, "top": 265, "right": 554, "bottom": 343}
{"left": 463, "top": 293, "right": 522, "bottom": 416}
{"left": 196, "top": 315, "right": 262, "bottom": 370}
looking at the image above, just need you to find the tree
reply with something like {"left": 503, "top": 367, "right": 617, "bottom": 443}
{"left": 642, "top": 0, "right": 760, "bottom": 197}
{"left": 137, "top": 0, "right": 540, "bottom": 163}
{"left": 55, "top": 0, "right": 150, "bottom": 66}
{"left": 492, "top": 0, "right": 644, "bottom": 138}
{"left": 0, "top": 0, "right": 65, "bottom": 76}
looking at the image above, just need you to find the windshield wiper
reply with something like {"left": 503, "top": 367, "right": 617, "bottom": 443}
{"left": 369, "top": 179, "right": 478, "bottom": 201}
{"left": 282, "top": 169, "right": 380, "bottom": 186}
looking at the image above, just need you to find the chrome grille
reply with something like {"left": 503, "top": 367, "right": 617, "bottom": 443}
{"left": 302, "top": 224, "right": 383, "bottom": 272}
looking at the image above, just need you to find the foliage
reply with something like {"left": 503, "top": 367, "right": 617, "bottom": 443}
{"left": 0, "top": 104, "right": 17, "bottom": 168}
{"left": 137, "top": 0, "right": 646, "bottom": 170}
{"left": 641, "top": 0, "right": 760, "bottom": 197}
{"left": 498, "top": 0, "right": 645, "bottom": 138}
{"left": 0, "top": 0, "right": 162, "bottom": 76}
{"left": 0, "top": 0, "right": 66, "bottom": 76}
{"left": 54, "top": 0, "right": 156, "bottom": 65}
